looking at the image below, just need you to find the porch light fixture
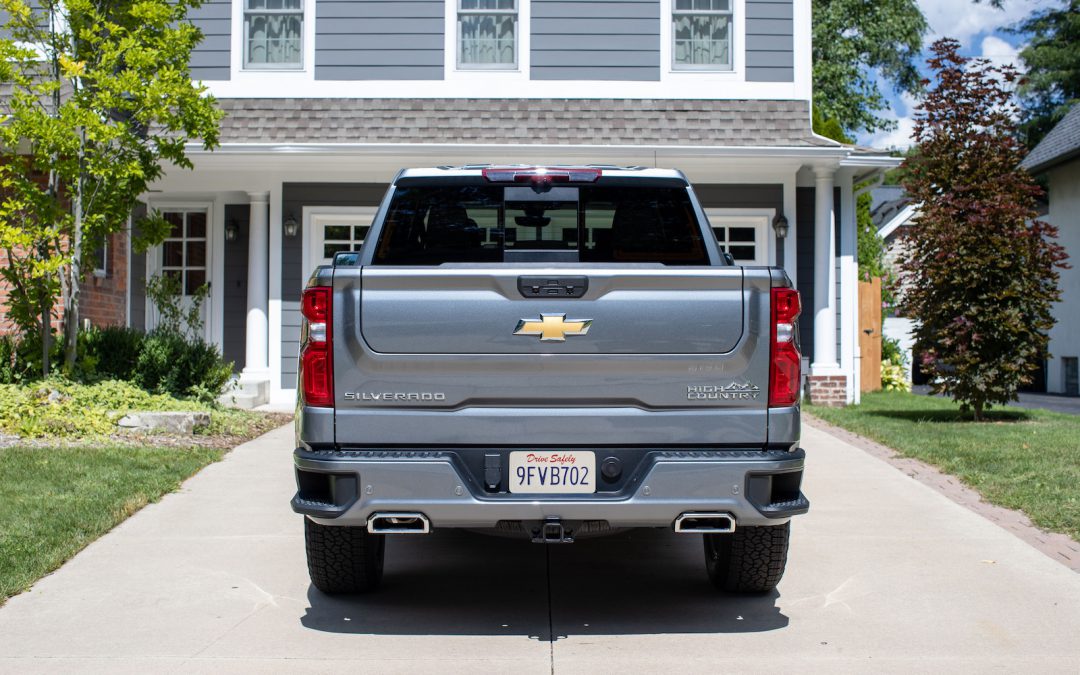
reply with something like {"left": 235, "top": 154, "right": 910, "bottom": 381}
{"left": 225, "top": 219, "right": 239, "bottom": 242}
{"left": 283, "top": 214, "right": 300, "bottom": 238}
{"left": 772, "top": 214, "right": 790, "bottom": 240}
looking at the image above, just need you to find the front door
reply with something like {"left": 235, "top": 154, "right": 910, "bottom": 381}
{"left": 147, "top": 208, "right": 212, "bottom": 340}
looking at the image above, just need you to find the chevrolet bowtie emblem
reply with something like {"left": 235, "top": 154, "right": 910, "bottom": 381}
{"left": 513, "top": 313, "right": 593, "bottom": 342}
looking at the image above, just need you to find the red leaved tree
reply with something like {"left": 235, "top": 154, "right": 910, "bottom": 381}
{"left": 901, "top": 38, "right": 1068, "bottom": 420}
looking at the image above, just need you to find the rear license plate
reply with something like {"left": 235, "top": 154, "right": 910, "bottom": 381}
{"left": 508, "top": 451, "right": 596, "bottom": 494}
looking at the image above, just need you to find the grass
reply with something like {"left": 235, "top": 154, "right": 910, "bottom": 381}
{"left": 809, "top": 391, "right": 1080, "bottom": 541}
{"left": 0, "top": 444, "right": 223, "bottom": 602}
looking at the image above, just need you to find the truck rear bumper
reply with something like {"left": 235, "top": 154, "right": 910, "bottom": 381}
{"left": 291, "top": 448, "right": 808, "bottom": 529}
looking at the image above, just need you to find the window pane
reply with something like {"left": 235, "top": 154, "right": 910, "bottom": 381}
{"left": 728, "top": 226, "right": 755, "bottom": 242}
{"left": 353, "top": 225, "right": 370, "bottom": 241}
{"left": 674, "top": 14, "right": 730, "bottom": 66}
{"left": 163, "top": 241, "right": 184, "bottom": 267}
{"left": 186, "top": 212, "right": 207, "bottom": 238}
{"left": 165, "top": 212, "right": 183, "bottom": 238}
{"left": 324, "top": 225, "right": 350, "bottom": 240}
{"left": 729, "top": 245, "right": 756, "bottom": 261}
{"left": 324, "top": 243, "right": 351, "bottom": 259}
{"left": 185, "top": 270, "right": 206, "bottom": 295}
{"left": 247, "top": 0, "right": 265, "bottom": 8}
{"left": 504, "top": 200, "right": 578, "bottom": 250}
{"left": 186, "top": 241, "right": 206, "bottom": 268}
{"left": 460, "top": 14, "right": 515, "bottom": 64}
{"left": 248, "top": 14, "right": 302, "bottom": 65}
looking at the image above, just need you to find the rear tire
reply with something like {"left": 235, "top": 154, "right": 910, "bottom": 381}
{"left": 704, "top": 522, "right": 790, "bottom": 593}
{"left": 305, "top": 518, "right": 386, "bottom": 594}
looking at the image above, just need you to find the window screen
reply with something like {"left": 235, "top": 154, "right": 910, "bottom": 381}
{"left": 373, "top": 184, "right": 709, "bottom": 265}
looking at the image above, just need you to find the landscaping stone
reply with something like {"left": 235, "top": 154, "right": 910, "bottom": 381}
{"left": 116, "top": 411, "right": 210, "bottom": 435}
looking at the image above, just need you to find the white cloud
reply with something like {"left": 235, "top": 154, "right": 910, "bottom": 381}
{"left": 919, "top": 0, "right": 1056, "bottom": 48}
{"left": 979, "top": 34, "right": 1023, "bottom": 71}
{"left": 866, "top": 114, "right": 918, "bottom": 151}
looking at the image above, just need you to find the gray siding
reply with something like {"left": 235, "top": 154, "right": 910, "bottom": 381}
{"left": 315, "top": 0, "right": 444, "bottom": 80}
{"left": 695, "top": 184, "right": 784, "bottom": 267}
{"left": 222, "top": 204, "right": 249, "bottom": 372}
{"left": 745, "top": 0, "right": 793, "bottom": 82}
{"left": 280, "top": 183, "right": 388, "bottom": 387}
{"left": 189, "top": 0, "right": 231, "bottom": 81}
{"left": 129, "top": 203, "right": 148, "bottom": 332}
{"left": 531, "top": 0, "right": 660, "bottom": 81}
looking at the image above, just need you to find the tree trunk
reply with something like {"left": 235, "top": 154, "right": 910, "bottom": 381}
{"left": 40, "top": 305, "right": 50, "bottom": 377}
{"left": 63, "top": 131, "right": 86, "bottom": 371}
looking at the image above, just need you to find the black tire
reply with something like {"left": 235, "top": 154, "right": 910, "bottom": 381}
{"left": 704, "top": 522, "right": 790, "bottom": 593}
{"left": 304, "top": 517, "right": 386, "bottom": 594}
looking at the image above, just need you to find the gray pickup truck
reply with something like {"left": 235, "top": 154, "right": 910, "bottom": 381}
{"left": 291, "top": 166, "right": 808, "bottom": 595}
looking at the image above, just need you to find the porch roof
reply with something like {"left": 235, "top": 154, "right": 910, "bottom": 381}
{"left": 214, "top": 98, "right": 834, "bottom": 148}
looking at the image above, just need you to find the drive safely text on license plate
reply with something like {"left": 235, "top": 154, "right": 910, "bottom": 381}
{"left": 508, "top": 451, "right": 596, "bottom": 494}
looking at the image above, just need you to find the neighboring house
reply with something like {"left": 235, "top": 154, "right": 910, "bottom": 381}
{"left": 871, "top": 184, "right": 917, "bottom": 381}
{"left": 57, "top": 1, "right": 894, "bottom": 406}
{"left": 1021, "top": 103, "right": 1080, "bottom": 397}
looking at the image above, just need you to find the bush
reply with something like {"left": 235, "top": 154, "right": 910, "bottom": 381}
{"left": 79, "top": 326, "right": 145, "bottom": 382}
{"left": 881, "top": 362, "right": 911, "bottom": 393}
{"left": 0, "top": 332, "right": 63, "bottom": 384}
{"left": 135, "top": 330, "right": 233, "bottom": 402}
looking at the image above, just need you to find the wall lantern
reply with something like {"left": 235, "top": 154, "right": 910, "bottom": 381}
{"left": 772, "top": 213, "right": 790, "bottom": 240}
{"left": 283, "top": 213, "right": 300, "bottom": 238}
{"left": 224, "top": 219, "right": 239, "bottom": 242}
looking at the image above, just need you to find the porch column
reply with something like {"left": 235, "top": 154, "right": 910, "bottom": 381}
{"left": 243, "top": 191, "right": 270, "bottom": 379}
{"left": 808, "top": 167, "right": 845, "bottom": 405}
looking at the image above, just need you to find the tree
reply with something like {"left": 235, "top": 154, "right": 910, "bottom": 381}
{"left": 0, "top": 0, "right": 222, "bottom": 374}
{"left": 812, "top": 0, "right": 928, "bottom": 136}
{"left": 900, "top": 39, "right": 1068, "bottom": 419}
{"left": 1010, "top": 1, "right": 1080, "bottom": 149}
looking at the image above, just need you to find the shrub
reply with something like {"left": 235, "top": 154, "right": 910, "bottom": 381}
{"left": 881, "top": 362, "right": 911, "bottom": 393}
{"left": 0, "top": 332, "right": 62, "bottom": 384}
{"left": 79, "top": 326, "right": 145, "bottom": 382}
{"left": 135, "top": 330, "right": 233, "bottom": 402}
{"left": 882, "top": 336, "right": 907, "bottom": 367}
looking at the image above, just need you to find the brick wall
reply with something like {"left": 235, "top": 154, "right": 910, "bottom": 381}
{"left": 807, "top": 375, "right": 847, "bottom": 407}
{"left": 0, "top": 248, "right": 66, "bottom": 336}
{"left": 81, "top": 230, "right": 128, "bottom": 328}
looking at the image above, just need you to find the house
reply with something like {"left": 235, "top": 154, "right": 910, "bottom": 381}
{"left": 1021, "top": 103, "right": 1080, "bottom": 397}
{"left": 871, "top": 184, "right": 917, "bottom": 382}
{"left": 71, "top": 0, "right": 896, "bottom": 407}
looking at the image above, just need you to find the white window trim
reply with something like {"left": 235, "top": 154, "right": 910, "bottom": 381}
{"left": 705, "top": 207, "right": 773, "bottom": 266}
{"left": 242, "top": 0, "right": 305, "bottom": 71}
{"left": 456, "top": 0, "right": 519, "bottom": 71}
{"left": 444, "top": 0, "right": 530, "bottom": 81}
{"left": 301, "top": 206, "right": 379, "bottom": 290}
{"left": 671, "top": 0, "right": 734, "bottom": 72}
{"left": 230, "top": 0, "right": 316, "bottom": 81}
{"left": 660, "top": 0, "right": 744, "bottom": 81}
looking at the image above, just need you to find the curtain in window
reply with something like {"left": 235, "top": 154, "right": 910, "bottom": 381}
{"left": 459, "top": 0, "right": 516, "bottom": 66}
{"left": 247, "top": 0, "right": 302, "bottom": 66}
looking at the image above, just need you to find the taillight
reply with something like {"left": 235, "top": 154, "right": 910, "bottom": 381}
{"left": 300, "top": 286, "right": 333, "bottom": 407}
{"left": 769, "top": 287, "right": 802, "bottom": 408}
{"left": 481, "top": 166, "right": 602, "bottom": 188}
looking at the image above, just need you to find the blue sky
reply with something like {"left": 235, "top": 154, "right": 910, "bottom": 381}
{"left": 857, "top": 0, "right": 1062, "bottom": 149}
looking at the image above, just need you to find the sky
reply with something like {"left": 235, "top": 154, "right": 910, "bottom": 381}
{"left": 857, "top": 0, "right": 1062, "bottom": 149}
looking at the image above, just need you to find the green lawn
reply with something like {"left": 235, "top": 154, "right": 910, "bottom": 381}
{"left": 809, "top": 391, "right": 1080, "bottom": 541}
{"left": 0, "top": 445, "right": 222, "bottom": 602}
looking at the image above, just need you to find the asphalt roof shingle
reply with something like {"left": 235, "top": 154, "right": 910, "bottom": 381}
{"left": 1021, "top": 103, "right": 1080, "bottom": 174}
{"left": 215, "top": 98, "right": 831, "bottom": 147}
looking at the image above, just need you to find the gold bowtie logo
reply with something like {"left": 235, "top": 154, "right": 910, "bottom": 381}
{"left": 513, "top": 313, "right": 593, "bottom": 342}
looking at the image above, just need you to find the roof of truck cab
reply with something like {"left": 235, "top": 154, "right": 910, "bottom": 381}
{"left": 396, "top": 166, "right": 690, "bottom": 181}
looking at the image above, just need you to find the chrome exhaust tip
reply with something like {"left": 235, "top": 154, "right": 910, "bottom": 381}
{"left": 367, "top": 512, "right": 431, "bottom": 534}
{"left": 673, "top": 512, "right": 736, "bottom": 534}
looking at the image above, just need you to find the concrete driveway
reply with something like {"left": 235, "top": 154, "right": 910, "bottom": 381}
{"left": 1, "top": 423, "right": 1079, "bottom": 674}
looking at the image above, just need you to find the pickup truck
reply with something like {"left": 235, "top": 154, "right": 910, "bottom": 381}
{"left": 291, "top": 166, "right": 808, "bottom": 595}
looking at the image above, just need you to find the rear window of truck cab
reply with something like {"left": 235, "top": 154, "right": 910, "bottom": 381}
{"left": 372, "top": 183, "right": 710, "bottom": 265}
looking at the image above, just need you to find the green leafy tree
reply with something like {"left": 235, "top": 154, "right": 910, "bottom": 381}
{"left": 812, "top": 0, "right": 928, "bottom": 136}
{"left": 1010, "top": 1, "right": 1080, "bottom": 149}
{"left": 0, "top": 0, "right": 223, "bottom": 375}
{"left": 901, "top": 39, "right": 1068, "bottom": 419}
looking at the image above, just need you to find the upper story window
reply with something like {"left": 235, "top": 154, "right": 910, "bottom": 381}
{"left": 458, "top": 0, "right": 517, "bottom": 69}
{"left": 673, "top": 0, "right": 733, "bottom": 71}
{"left": 244, "top": 0, "right": 303, "bottom": 69}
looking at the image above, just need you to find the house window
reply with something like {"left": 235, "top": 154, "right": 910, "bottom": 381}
{"left": 244, "top": 0, "right": 303, "bottom": 69}
{"left": 706, "top": 210, "right": 769, "bottom": 265}
{"left": 458, "top": 0, "right": 517, "bottom": 69}
{"left": 161, "top": 211, "right": 208, "bottom": 295}
{"left": 673, "top": 0, "right": 733, "bottom": 70}
{"left": 307, "top": 209, "right": 378, "bottom": 280}
{"left": 91, "top": 239, "right": 108, "bottom": 278}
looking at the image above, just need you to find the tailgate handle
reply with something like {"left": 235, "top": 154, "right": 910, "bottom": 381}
{"left": 518, "top": 276, "right": 588, "bottom": 299}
